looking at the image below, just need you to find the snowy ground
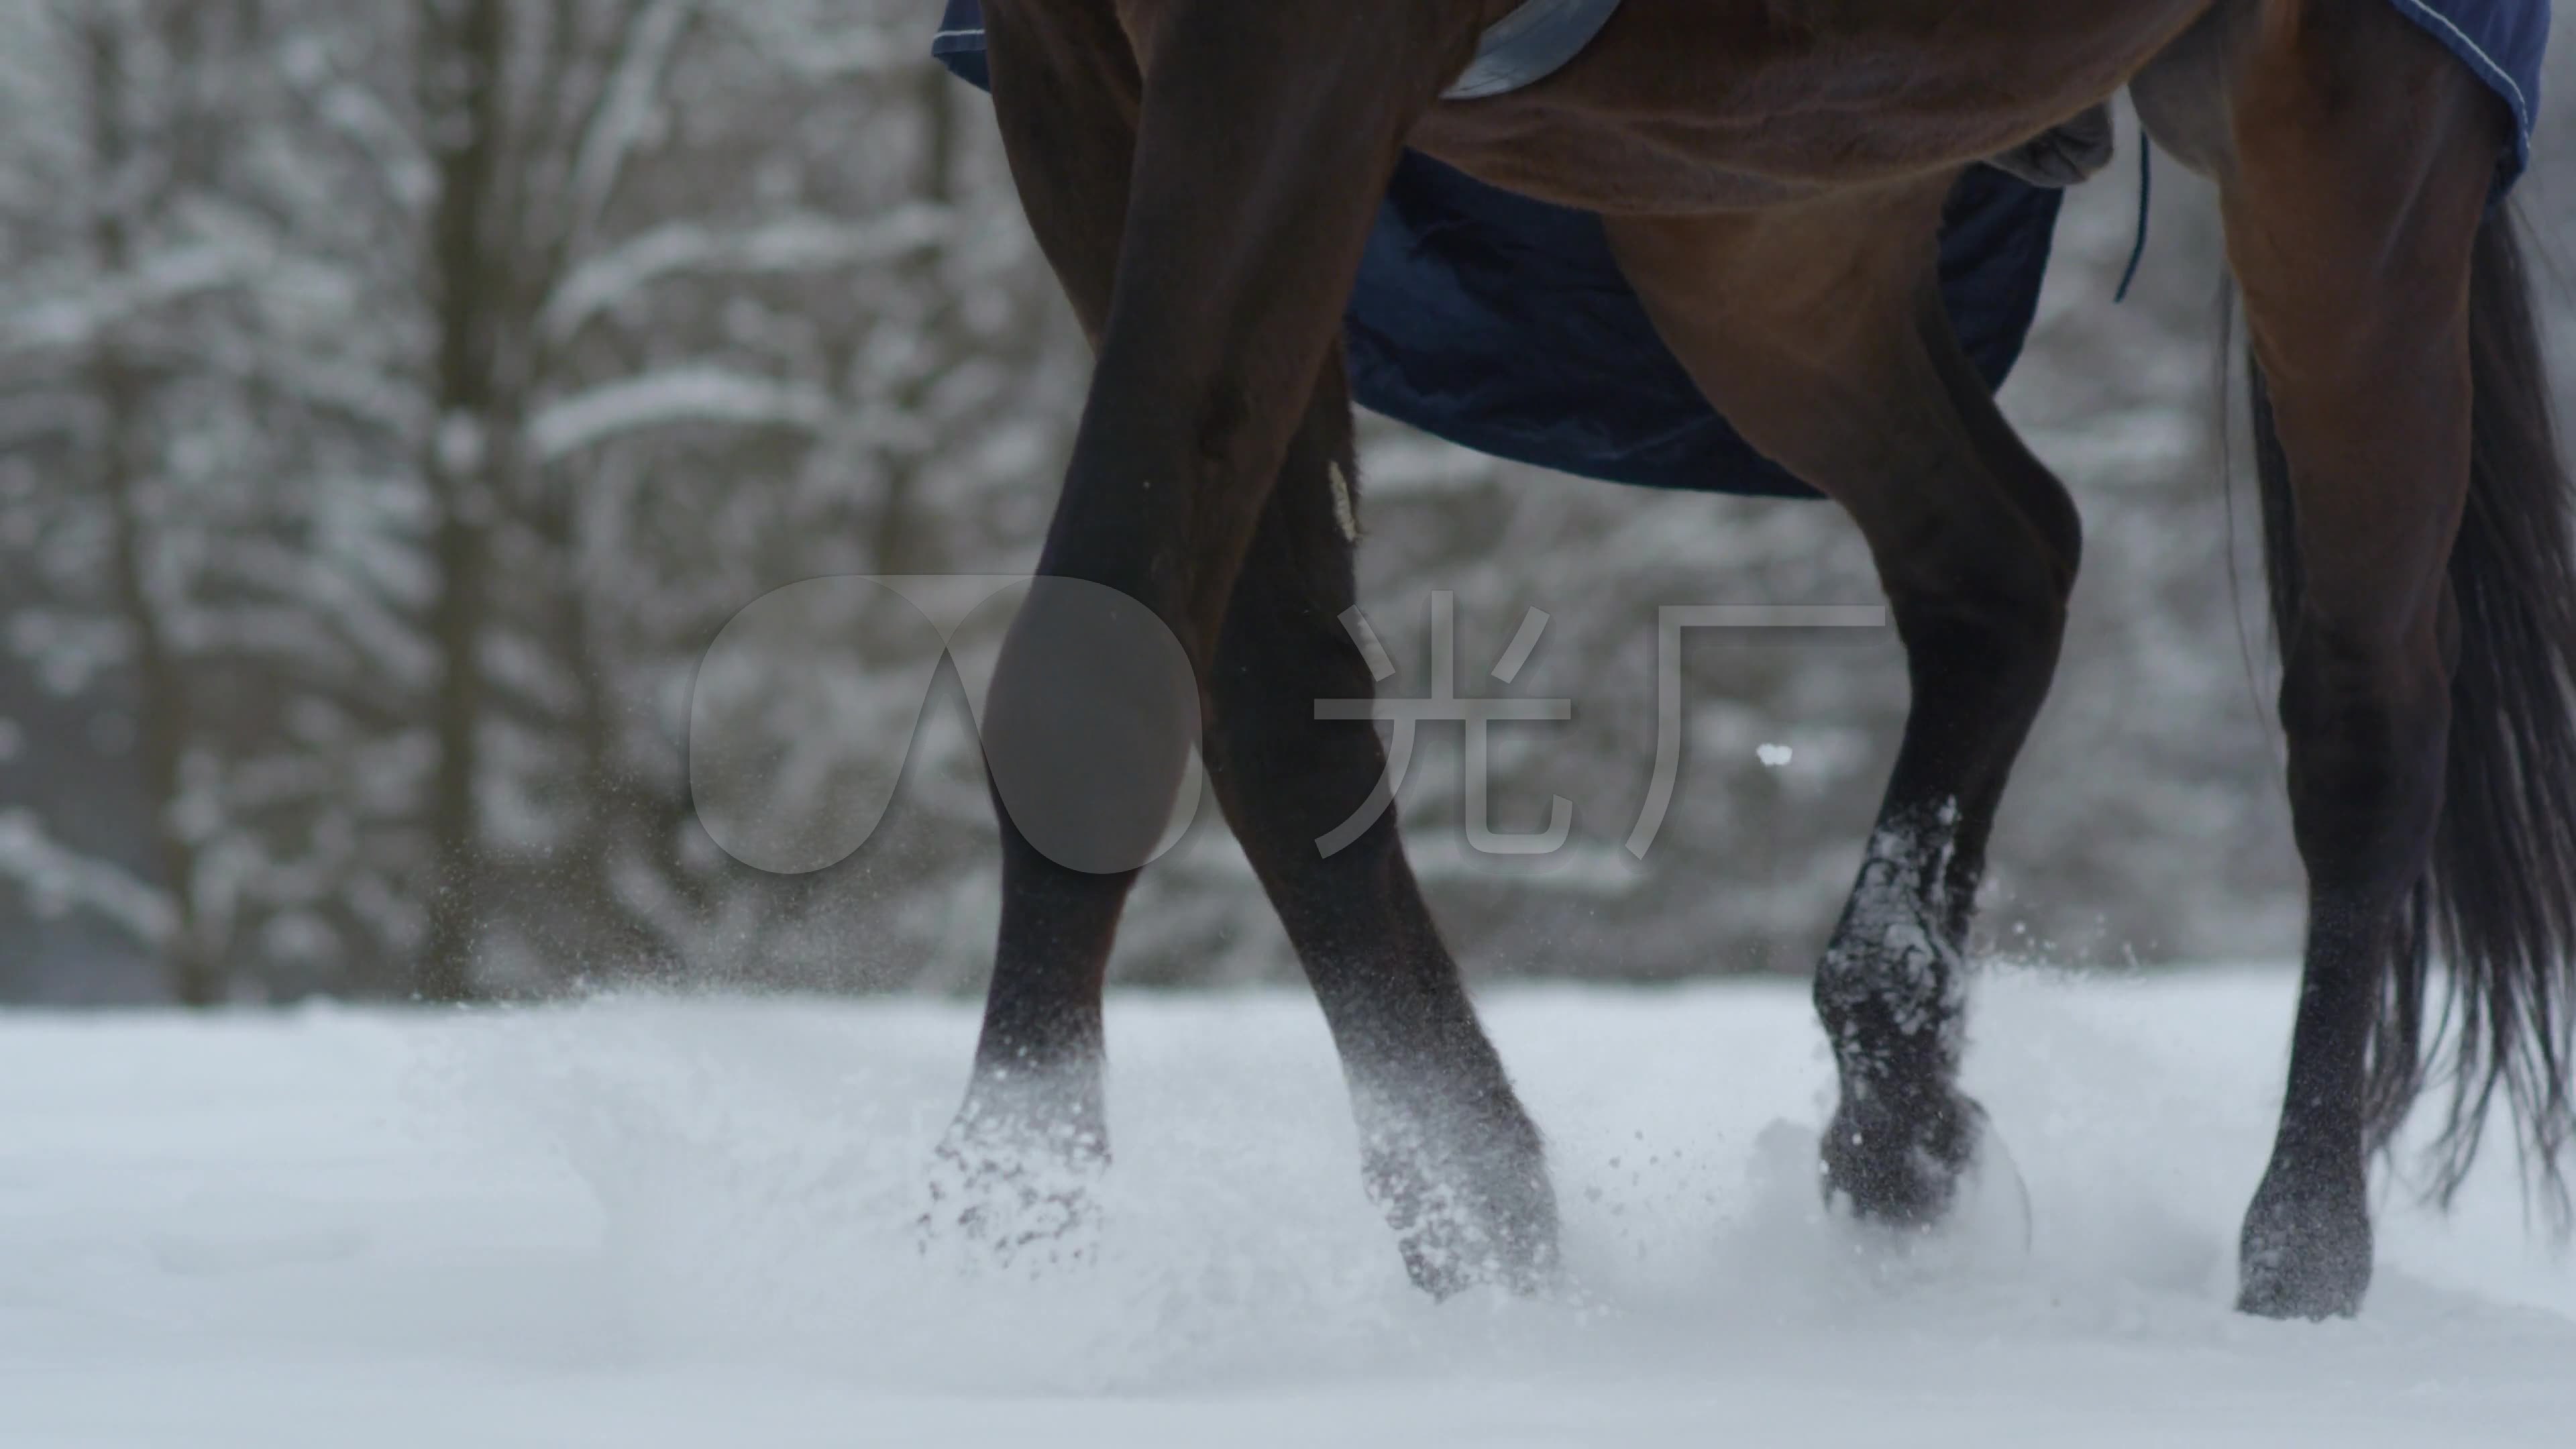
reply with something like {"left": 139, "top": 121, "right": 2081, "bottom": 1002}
{"left": 3, "top": 967, "right": 2573, "bottom": 1448}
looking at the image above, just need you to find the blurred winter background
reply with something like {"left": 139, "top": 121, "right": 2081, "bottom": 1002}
{"left": 0, "top": 1, "right": 2568, "bottom": 1008}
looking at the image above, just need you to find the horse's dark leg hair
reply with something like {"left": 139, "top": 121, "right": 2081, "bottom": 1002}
{"left": 2199, "top": 7, "right": 2500, "bottom": 1320}
{"left": 941, "top": 0, "right": 1489, "bottom": 1255}
{"left": 1608, "top": 185, "right": 2079, "bottom": 1226}
{"left": 1919, "top": 272, "right": 2084, "bottom": 931}
{"left": 1202, "top": 356, "right": 1556, "bottom": 1295}
{"left": 932, "top": 0, "right": 1144, "bottom": 1241}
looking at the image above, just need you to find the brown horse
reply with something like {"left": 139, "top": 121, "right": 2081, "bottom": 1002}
{"left": 928, "top": 0, "right": 2576, "bottom": 1322}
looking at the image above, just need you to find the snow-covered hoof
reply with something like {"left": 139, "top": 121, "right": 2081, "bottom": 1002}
{"left": 919, "top": 1101, "right": 1108, "bottom": 1273}
{"left": 1815, "top": 1099, "right": 2031, "bottom": 1282}
{"left": 2237, "top": 1162, "right": 2371, "bottom": 1320}
{"left": 1819, "top": 1088, "right": 1988, "bottom": 1230}
{"left": 1358, "top": 1099, "right": 1560, "bottom": 1299}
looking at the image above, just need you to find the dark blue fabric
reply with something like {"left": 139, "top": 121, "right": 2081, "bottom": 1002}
{"left": 2392, "top": 0, "right": 2547, "bottom": 192}
{"left": 1340, "top": 154, "right": 2056, "bottom": 498}
{"left": 932, "top": 0, "right": 2545, "bottom": 497}
{"left": 932, "top": 1, "right": 989, "bottom": 87}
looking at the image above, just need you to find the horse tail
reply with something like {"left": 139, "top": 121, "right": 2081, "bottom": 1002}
{"left": 2252, "top": 206, "right": 2576, "bottom": 1215}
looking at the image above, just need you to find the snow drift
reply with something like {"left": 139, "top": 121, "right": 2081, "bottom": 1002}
{"left": 3, "top": 967, "right": 2571, "bottom": 1446}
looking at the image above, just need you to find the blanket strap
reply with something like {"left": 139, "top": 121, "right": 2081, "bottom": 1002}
{"left": 2115, "top": 140, "right": 2153, "bottom": 305}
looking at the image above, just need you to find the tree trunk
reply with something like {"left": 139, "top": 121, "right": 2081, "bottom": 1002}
{"left": 413, "top": 0, "right": 512, "bottom": 1004}
{"left": 83, "top": 13, "right": 219, "bottom": 1007}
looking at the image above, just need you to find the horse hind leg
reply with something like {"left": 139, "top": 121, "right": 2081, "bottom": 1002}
{"left": 1606, "top": 185, "right": 2081, "bottom": 1228}
{"left": 2154, "top": 4, "right": 2514, "bottom": 1320}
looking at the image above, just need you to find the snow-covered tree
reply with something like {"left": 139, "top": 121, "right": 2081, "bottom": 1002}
{"left": 1, "top": 1, "right": 433, "bottom": 1003}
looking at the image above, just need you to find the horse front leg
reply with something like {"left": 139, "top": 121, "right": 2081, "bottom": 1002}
{"left": 934, "top": 0, "right": 1490, "bottom": 1260}
{"left": 1204, "top": 356, "right": 1557, "bottom": 1295}
{"left": 928, "top": 0, "right": 1142, "bottom": 1258}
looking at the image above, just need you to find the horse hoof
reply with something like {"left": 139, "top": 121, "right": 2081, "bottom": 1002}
{"left": 1819, "top": 1089, "right": 1985, "bottom": 1228}
{"left": 1358, "top": 1106, "right": 1560, "bottom": 1298}
{"left": 2236, "top": 1168, "right": 2372, "bottom": 1320}
{"left": 919, "top": 1110, "right": 1108, "bottom": 1272}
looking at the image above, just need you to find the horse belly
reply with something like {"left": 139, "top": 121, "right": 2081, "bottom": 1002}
{"left": 1408, "top": 0, "right": 2217, "bottom": 213}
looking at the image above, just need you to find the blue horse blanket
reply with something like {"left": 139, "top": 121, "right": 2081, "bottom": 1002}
{"left": 933, "top": 0, "right": 2545, "bottom": 500}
